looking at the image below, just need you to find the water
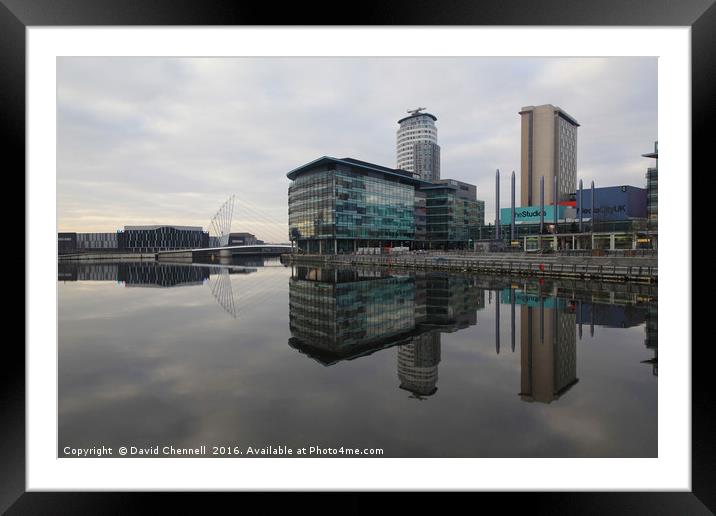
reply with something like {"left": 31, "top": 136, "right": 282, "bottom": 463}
{"left": 58, "top": 258, "right": 657, "bottom": 458}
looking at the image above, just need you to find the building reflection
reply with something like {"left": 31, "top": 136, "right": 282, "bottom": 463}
{"left": 397, "top": 331, "right": 441, "bottom": 399}
{"left": 518, "top": 297, "right": 578, "bottom": 404}
{"left": 58, "top": 262, "right": 257, "bottom": 318}
{"left": 575, "top": 296, "right": 656, "bottom": 376}
{"left": 58, "top": 262, "right": 213, "bottom": 286}
{"left": 289, "top": 267, "right": 657, "bottom": 401}
{"left": 502, "top": 287, "right": 656, "bottom": 403}
{"left": 643, "top": 303, "right": 658, "bottom": 376}
{"left": 288, "top": 266, "right": 485, "bottom": 399}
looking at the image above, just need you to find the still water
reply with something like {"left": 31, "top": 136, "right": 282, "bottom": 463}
{"left": 58, "top": 258, "right": 657, "bottom": 458}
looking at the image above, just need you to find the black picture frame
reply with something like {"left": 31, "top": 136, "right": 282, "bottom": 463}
{"left": 4, "top": 0, "right": 707, "bottom": 512}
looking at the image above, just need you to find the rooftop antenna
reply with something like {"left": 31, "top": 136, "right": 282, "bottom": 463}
{"left": 407, "top": 107, "right": 427, "bottom": 116}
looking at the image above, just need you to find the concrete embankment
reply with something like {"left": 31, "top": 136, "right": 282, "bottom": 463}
{"left": 283, "top": 253, "right": 658, "bottom": 283}
{"left": 58, "top": 253, "right": 156, "bottom": 262}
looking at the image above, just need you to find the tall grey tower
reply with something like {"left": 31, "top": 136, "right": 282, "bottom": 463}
{"left": 397, "top": 108, "right": 441, "bottom": 182}
{"left": 519, "top": 104, "right": 579, "bottom": 206}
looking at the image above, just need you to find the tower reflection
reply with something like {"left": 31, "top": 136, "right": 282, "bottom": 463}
{"left": 287, "top": 266, "right": 485, "bottom": 399}
{"left": 518, "top": 297, "right": 578, "bottom": 403}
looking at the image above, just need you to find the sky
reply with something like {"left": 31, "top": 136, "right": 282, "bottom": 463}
{"left": 57, "top": 57, "right": 657, "bottom": 242}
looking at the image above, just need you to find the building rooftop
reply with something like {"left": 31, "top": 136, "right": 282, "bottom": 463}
{"left": 340, "top": 157, "right": 416, "bottom": 178}
{"left": 397, "top": 112, "right": 438, "bottom": 125}
{"left": 124, "top": 225, "right": 204, "bottom": 232}
{"left": 519, "top": 104, "right": 580, "bottom": 127}
{"left": 286, "top": 156, "right": 433, "bottom": 187}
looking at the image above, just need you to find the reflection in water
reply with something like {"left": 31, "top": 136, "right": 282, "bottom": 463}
{"left": 58, "top": 261, "right": 658, "bottom": 457}
{"left": 397, "top": 332, "right": 441, "bottom": 399}
{"left": 519, "top": 300, "right": 578, "bottom": 403}
{"left": 288, "top": 265, "right": 658, "bottom": 403}
{"left": 644, "top": 304, "right": 658, "bottom": 376}
{"left": 57, "top": 261, "right": 256, "bottom": 318}
{"left": 288, "top": 266, "right": 485, "bottom": 399}
{"left": 208, "top": 268, "right": 237, "bottom": 318}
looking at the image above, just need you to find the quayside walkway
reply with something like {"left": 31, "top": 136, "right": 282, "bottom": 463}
{"left": 283, "top": 252, "right": 658, "bottom": 283}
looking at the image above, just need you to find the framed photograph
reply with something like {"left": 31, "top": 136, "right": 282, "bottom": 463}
{"left": 6, "top": 0, "right": 708, "bottom": 511}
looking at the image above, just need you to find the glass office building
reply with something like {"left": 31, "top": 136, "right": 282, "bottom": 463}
{"left": 288, "top": 157, "right": 430, "bottom": 253}
{"left": 423, "top": 180, "right": 484, "bottom": 249}
{"left": 287, "top": 157, "right": 484, "bottom": 253}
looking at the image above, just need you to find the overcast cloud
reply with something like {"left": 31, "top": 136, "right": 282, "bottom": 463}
{"left": 58, "top": 57, "right": 657, "bottom": 241}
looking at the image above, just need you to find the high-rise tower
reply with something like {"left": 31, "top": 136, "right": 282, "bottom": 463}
{"left": 397, "top": 108, "right": 440, "bottom": 182}
{"left": 519, "top": 104, "right": 579, "bottom": 206}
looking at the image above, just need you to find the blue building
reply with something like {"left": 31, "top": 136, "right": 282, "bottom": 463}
{"left": 575, "top": 185, "right": 647, "bottom": 222}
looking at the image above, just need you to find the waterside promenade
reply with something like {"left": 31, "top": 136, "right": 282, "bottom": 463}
{"left": 283, "top": 252, "right": 657, "bottom": 283}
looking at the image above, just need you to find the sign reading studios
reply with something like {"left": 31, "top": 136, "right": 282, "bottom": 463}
{"left": 500, "top": 205, "right": 574, "bottom": 224}
{"left": 501, "top": 203, "right": 629, "bottom": 224}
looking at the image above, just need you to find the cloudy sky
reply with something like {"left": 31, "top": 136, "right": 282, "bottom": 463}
{"left": 58, "top": 57, "right": 657, "bottom": 241}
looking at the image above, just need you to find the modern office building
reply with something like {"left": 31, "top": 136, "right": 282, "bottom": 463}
{"left": 575, "top": 185, "right": 647, "bottom": 222}
{"left": 287, "top": 156, "right": 483, "bottom": 252}
{"left": 58, "top": 232, "right": 120, "bottom": 254}
{"left": 121, "top": 225, "right": 209, "bottom": 252}
{"left": 288, "top": 156, "right": 429, "bottom": 253}
{"left": 414, "top": 189, "right": 428, "bottom": 244}
{"left": 396, "top": 108, "right": 441, "bottom": 182}
{"left": 520, "top": 104, "right": 579, "bottom": 206}
{"left": 59, "top": 226, "right": 211, "bottom": 254}
{"left": 423, "top": 179, "right": 484, "bottom": 249}
{"left": 642, "top": 141, "right": 658, "bottom": 230}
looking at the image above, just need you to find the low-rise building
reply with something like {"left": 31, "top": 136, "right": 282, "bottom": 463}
{"left": 228, "top": 232, "right": 259, "bottom": 246}
{"left": 120, "top": 225, "right": 209, "bottom": 252}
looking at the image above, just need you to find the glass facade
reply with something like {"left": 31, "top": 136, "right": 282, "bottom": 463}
{"left": 288, "top": 161, "right": 419, "bottom": 253}
{"left": 287, "top": 157, "right": 485, "bottom": 253}
{"left": 414, "top": 190, "right": 427, "bottom": 246}
{"left": 424, "top": 187, "right": 483, "bottom": 248}
{"left": 335, "top": 168, "right": 415, "bottom": 242}
{"left": 287, "top": 168, "right": 336, "bottom": 245}
{"left": 121, "top": 226, "right": 209, "bottom": 252}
